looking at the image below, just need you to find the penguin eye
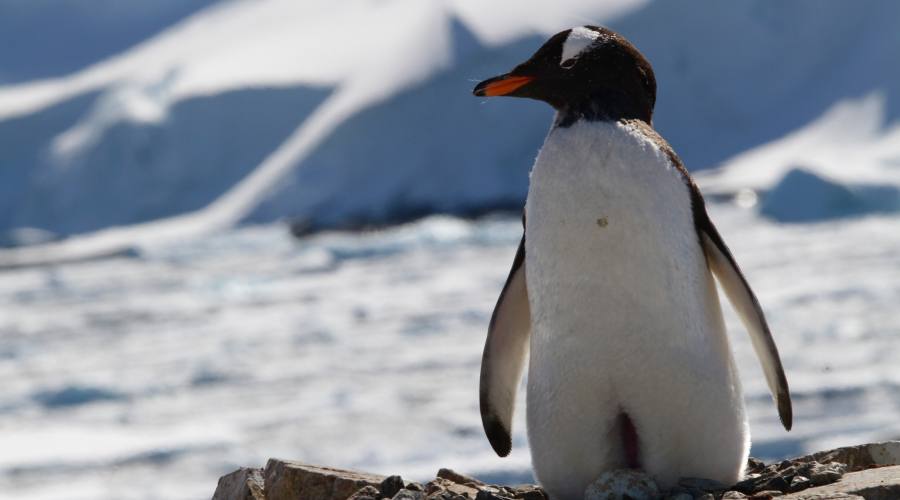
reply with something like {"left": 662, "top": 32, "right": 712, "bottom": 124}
{"left": 560, "top": 58, "right": 577, "bottom": 69}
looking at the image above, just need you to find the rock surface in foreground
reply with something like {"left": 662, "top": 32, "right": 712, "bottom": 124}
{"left": 212, "top": 442, "right": 900, "bottom": 500}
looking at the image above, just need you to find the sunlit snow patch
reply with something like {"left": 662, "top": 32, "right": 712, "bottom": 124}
{"left": 697, "top": 93, "right": 900, "bottom": 222}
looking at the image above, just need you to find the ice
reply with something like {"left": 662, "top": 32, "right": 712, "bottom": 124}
{"left": 696, "top": 93, "right": 900, "bottom": 222}
{"left": 1, "top": 208, "right": 900, "bottom": 499}
{"left": 4, "top": 0, "right": 900, "bottom": 260}
{"left": 2, "top": 2, "right": 900, "bottom": 499}
{"left": 697, "top": 94, "right": 900, "bottom": 196}
{"left": 759, "top": 168, "right": 900, "bottom": 223}
{"left": 31, "top": 385, "right": 126, "bottom": 409}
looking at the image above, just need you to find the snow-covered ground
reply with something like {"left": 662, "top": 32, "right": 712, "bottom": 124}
{"left": 2, "top": 205, "right": 900, "bottom": 500}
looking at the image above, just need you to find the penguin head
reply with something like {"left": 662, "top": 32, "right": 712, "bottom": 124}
{"left": 473, "top": 26, "right": 656, "bottom": 125}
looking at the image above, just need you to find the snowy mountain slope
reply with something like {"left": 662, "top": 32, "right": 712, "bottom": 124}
{"left": 0, "top": 0, "right": 220, "bottom": 84}
{"left": 697, "top": 94, "right": 900, "bottom": 194}
{"left": 2, "top": 0, "right": 900, "bottom": 250}
{"left": 6, "top": 85, "right": 329, "bottom": 234}
{"left": 0, "top": 91, "right": 100, "bottom": 234}
{"left": 252, "top": 0, "right": 900, "bottom": 228}
{"left": 246, "top": 21, "right": 552, "bottom": 228}
{"left": 615, "top": 0, "right": 900, "bottom": 168}
{"left": 0, "top": 0, "right": 464, "bottom": 248}
{"left": 695, "top": 94, "right": 900, "bottom": 222}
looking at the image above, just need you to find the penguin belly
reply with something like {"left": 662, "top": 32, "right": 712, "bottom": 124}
{"left": 524, "top": 121, "right": 749, "bottom": 499}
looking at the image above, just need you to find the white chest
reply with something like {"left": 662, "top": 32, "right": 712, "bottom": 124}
{"left": 524, "top": 120, "right": 710, "bottom": 351}
{"left": 521, "top": 120, "right": 746, "bottom": 497}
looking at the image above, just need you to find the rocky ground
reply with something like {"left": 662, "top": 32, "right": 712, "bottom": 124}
{"left": 212, "top": 442, "right": 900, "bottom": 500}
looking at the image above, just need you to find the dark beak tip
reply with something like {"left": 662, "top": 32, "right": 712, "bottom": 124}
{"left": 472, "top": 80, "right": 489, "bottom": 97}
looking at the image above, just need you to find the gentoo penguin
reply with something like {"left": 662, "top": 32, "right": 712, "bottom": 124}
{"left": 473, "top": 26, "right": 792, "bottom": 499}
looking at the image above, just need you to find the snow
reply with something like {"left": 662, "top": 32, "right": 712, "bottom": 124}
{"left": 696, "top": 93, "right": 900, "bottom": 222}
{"left": 2, "top": 209, "right": 900, "bottom": 499}
{"left": 448, "top": 0, "right": 648, "bottom": 45}
{"left": 0, "top": 0, "right": 508, "bottom": 122}
{"left": 696, "top": 94, "right": 900, "bottom": 196}
{"left": 4, "top": 0, "right": 900, "bottom": 261}
{"left": 758, "top": 168, "right": 900, "bottom": 223}
{"left": 2, "top": 1, "right": 900, "bottom": 498}
{"left": 0, "top": 0, "right": 218, "bottom": 85}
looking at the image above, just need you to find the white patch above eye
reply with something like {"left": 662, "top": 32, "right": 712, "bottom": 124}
{"left": 560, "top": 26, "right": 600, "bottom": 67}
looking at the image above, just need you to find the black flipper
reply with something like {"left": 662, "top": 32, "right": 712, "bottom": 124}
{"left": 694, "top": 190, "right": 793, "bottom": 431}
{"left": 480, "top": 229, "right": 531, "bottom": 456}
{"left": 622, "top": 118, "right": 792, "bottom": 431}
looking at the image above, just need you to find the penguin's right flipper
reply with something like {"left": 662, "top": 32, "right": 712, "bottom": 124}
{"left": 480, "top": 232, "right": 531, "bottom": 457}
{"left": 698, "top": 213, "right": 793, "bottom": 431}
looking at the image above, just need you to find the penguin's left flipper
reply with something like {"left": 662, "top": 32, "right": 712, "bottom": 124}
{"left": 698, "top": 205, "right": 793, "bottom": 431}
{"left": 480, "top": 232, "right": 531, "bottom": 457}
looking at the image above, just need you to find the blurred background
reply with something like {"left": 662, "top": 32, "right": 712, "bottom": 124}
{"left": 2, "top": 0, "right": 900, "bottom": 498}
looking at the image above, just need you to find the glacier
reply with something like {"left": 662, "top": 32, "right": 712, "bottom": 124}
{"left": 3, "top": 0, "right": 900, "bottom": 250}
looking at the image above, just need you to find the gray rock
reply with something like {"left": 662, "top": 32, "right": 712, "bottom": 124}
{"left": 437, "top": 469, "right": 485, "bottom": 486}
{"left": 263, "top": 459, "right": 385, "bottom": 500}
{"left": 733, "top": 471, "right": 791, "bottom": 495}
{"left": 424, "top": 481, "right": 444, "bottom": 495}
{"left": 721, "top": 492, "right": 747, "bottom": 499}
{"left": 349, "top": 485, "right": 382, "bottom": 500}
{"left": 510, "top": 485, "right": 547, "bottom": 500}
{"left": 788, "top": 476, "right": 810, "bottom": 493}
{"left": 475, "top": 490, "right": 513, "bottom": 500}
{"left": 785, "top": 495, "right": 863, "bottom": 500}
{"left": 728, "top": 458, "right": 850, "bottom": 497}
{"left": 677, "top": 477, "right": 727, "bottom": 492}
{"left": 796, "top": 441, "right": 900, "bottom": 473}
{"left": 747, "top": 458, "right": 768, "bottom": 475}
{"left": 393, "top": 489, "right": 426, "bottom": 500}
{"left": 809, "top": 462, "right": 847, "bottom": 486}
{"left": 749, "top": 491, "right": 783, "bottom": 499}
{"left": 210, "top": 441, "right": 900, "bottom": 500}
{"left": 758, "top": 476, "right": 790, "bottom": 494}
{"left": 781, "top": 465, "right": 900, "bottom": 499}
{"left": 381, "top": 476, "right": 405, "bottom": 498}
{"left": 212, "top": 467, "right": 265, "bottom": 500}
{"left": 418, "top": 478, "right": 480, "bottom": 499}
{"left": 584, "top": 469, "right": 660, "bottom": 500}
{"left": 446, "top": 483, "right": 479, "bottom": 498}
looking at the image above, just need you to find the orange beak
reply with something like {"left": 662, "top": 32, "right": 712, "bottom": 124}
{"left": 473, "top": 74, "right": 534, "bottom": 97}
